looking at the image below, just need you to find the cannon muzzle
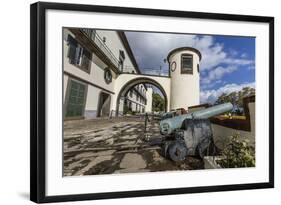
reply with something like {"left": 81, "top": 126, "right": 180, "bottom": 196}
{"left": 160, "top": 102, "right": 233, "bottom": 135}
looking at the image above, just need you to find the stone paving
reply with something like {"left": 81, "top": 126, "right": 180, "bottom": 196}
{"left": 64, "top": 116, "right": 204, "bottom": 176}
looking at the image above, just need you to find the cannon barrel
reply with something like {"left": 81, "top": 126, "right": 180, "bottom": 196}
{"left": 160, "top": 102, "right": 233, "bottom": 135}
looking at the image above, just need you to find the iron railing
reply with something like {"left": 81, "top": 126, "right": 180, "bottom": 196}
{"left": 81, "top": 28, "right": 120, "bottom": 70}
{"left": 80, "top": 28, "right": 170, "bottom": 76}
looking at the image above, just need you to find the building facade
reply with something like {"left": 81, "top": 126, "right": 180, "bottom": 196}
{"left": 63, "top": 28, "right": 201, "bottom": 120}
{"left": 124, "top": 84, "right": 148, "bottom": 114}
{"left": 63, "top": 28, "right": 149, "bottom": 119}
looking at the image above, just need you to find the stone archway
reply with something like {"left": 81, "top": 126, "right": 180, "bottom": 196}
{"left": 114, "top": 75, "right": 170, "bottom": 116}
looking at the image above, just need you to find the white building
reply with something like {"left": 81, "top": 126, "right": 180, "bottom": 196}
{"left": 63, "top": 28, "right": 149, "bottom": 119}
{"left": 145, "top": 87, "right": 153, "bottom": 113}
{"left": 63, "top": 28, "right": 201, "bottom": 120}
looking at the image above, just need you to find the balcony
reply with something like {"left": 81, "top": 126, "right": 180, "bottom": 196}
{"left": 80, "top": 28, "right": 120, "bottom": 71}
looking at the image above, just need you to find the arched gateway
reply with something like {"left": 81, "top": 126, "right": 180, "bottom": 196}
{"left": 112, "top": 47, "right": 202, "bottom": 116}
{"left": 112, "top": 74, "right": 171, "bottom": 116}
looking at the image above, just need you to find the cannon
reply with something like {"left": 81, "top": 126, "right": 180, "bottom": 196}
{"left": 158, "top": 103, "right": 233, "bottom": 161}
{"left": 160, "top": 103, "right": 233, "bottom": 135}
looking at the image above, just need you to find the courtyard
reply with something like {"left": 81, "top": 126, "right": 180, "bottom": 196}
{"left": 64, "top": 116, "right": 204, "bottom": 176}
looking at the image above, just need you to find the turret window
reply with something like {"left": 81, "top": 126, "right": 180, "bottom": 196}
{"left": 181, "top": 54, "right": 193, "bottom": 74}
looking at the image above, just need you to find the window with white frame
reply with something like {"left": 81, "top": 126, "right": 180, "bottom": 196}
{"left": 181, "top": 54, "right": 193, "bottom": 74}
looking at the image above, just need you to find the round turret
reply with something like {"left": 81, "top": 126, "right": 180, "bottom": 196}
{"left": 167, "top": 47, "right": 201, "bottom": 110}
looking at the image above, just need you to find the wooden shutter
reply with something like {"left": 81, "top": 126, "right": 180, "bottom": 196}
{"left": 67, "top": 35, "right": 78, "bottom": 64}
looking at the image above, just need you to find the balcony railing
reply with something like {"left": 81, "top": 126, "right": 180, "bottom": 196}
{"left": 81, "top": 28, "right": 120, "bottom": 70}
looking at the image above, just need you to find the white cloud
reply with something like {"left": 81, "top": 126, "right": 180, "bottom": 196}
{"left": 125, "top": 32, "right": 255, "bottom": 90}
{"left": 196, "top": 38, "right": 227, "bottom": 70}
{"left": 241, "top": 53, "right": 248, "bottom": 58}
{"left": 223, "top": 58, "right": 254, "bottom": 65}
{"left": 201, "top": 79, "right": 223, "bottom": 90}
{"left": 126, "top": 32, "right": 228, "bottom": 72}
{"left": 229, "top": 49, "right": 239, "bottom": 57}
{"left": 200, "top": 57, "right": 254, "bottom": 86}
{"left": 200, "top": 82, "right": 255, "bottom": 103}
{"left": 201, "top": 66, "right": 237, "bottom": 84}
{"left": 126, "top": 32, "right": 254, "bottom": 76}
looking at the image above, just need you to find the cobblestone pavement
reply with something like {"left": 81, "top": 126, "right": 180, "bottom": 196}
{"left": 64, "top": 116, "right": 204, "bottom": 176}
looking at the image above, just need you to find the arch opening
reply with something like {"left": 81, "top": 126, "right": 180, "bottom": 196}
{"left": 115, "top": 77, "right": 168, "bottom": 116}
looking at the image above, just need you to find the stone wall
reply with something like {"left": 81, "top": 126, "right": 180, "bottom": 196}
{"left": 212, "top": 99, "right": 255, "bottom": 150}
{"left": 187, "top": 96, "right": 255, "bottom": 150}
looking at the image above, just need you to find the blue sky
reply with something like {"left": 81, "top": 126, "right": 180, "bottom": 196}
{"left": 125, "top": 31, "right": 255, "bottom": 104}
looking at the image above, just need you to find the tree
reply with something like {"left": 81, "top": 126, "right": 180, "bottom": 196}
{"left": 152, "top": 93, "right": 165, "bottom": 112}
{"left": 215, "top": 86, "right": 255, "bottom": 109}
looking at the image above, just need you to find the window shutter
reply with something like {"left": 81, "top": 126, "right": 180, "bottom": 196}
{"left": 81, "top": 48, "right": 91, "bottom": 70}
{"left": 119, "top": 50, "right": 125, "bottom": 60}
{"left": 67, "top": 35, "right": 78, "bottom": 64}
{"left": 75, "top": 45, "right": 83, "bottom": 65}
{"left": 83, "top": 48, "right": 91, "bottom": 59}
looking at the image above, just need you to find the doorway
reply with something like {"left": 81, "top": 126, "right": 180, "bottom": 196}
{"left": 97, "top": 92, "right": 111, "bottom": 117}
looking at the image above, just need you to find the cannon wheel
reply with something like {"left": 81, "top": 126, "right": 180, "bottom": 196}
{"left": 168, "top": 141, "right": 187, "bottom": 162}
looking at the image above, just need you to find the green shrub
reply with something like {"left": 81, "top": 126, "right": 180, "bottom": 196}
{"left": 217, "top": 134, "right": 255, "bottom": 168}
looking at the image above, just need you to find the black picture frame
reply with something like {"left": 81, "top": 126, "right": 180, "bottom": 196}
{"left": 30, "top": 2, "right": 274, "bottom": 203}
